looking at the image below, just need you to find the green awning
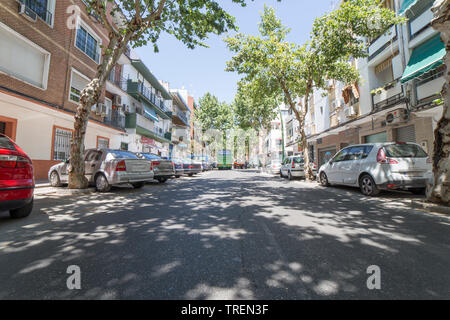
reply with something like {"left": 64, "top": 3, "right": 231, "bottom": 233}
{"left": 401, "top": 34, "right": 446, "bottom": 83}
{"left": 143, "top": 105, "right": 159, "bottom": 122}
{"left": 399, "top": 0, "right": 419, "bottom": 15}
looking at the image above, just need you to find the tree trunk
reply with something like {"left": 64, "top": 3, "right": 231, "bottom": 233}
{"left": 427, "top": 0, "right": 450, "bottom": 204}
{"left": 68, "top": 35, "right": 126, "bottom": 189}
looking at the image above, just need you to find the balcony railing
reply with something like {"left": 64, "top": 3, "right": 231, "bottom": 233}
{"left": 368, "top": 25, "right": 397, "bottom": 61}
{"left": 108, "top": 76, "right": 128, "bottom": 92}
{"left": 415, "top": 69, "right": 445, "bottom": 102}
{"left": 19, "top": 0, "right": 53, "bottom": 25}
{"left": 175, "top": 110, "right": 189, "bottom": 125}
{"left": 127, "top": 81, "right": 170, "bottom": 115}
{"left": 103, "top": 109, "right": 125, "bottom": 130}
{"left": 371, "top": 79, "right": 405, "bottom": 110}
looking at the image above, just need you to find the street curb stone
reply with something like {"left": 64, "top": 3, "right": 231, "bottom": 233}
{"left": 411, "top": 200, "right": 450, "bottom": 215}
{"left": 35, "top": 187, "right": 96, "bottom": 197}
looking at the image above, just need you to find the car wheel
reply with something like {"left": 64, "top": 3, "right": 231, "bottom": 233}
{"left": 320, "top": 172, "right": 330, "bottom": 187}
{"left": 95, "top": 173, "right": 111, "bottom": 192}
{"left": 359, "top": 174, "right": 380, "bottom": 196}
{"left": 175, "top": 175, "right": 181, "bottom": 178}
{"left": 188, "top": 173, "right": 193, "bottom": 177}
{"left": 280, "top": 170, "right": 284, "bottom": 178}
{"left": 288, "top": 171, "right": 294, "bottom": 181}
{"left": 10, "top": 198, "right": 33, "bottom": 219}
{"left": 410, "top": 187, "right": 426, "bottom": 195}
{"left": 50, "top": 171, "right": 62, "bottom": 187}
{"left": 132, "top": 182, "right": 145, "bottom": 189}
{"left": 158, "top": 178, "right": 168, "bottom": 183}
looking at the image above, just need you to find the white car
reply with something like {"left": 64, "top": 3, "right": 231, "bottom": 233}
{"left": 266, "top": 160, "right": 282, "bottom": 174}
{"left": 280, "top": 156, "right": 318, "bottom": 180}
{"left": 318, "top": 142, "right": 432, "bottom": 196}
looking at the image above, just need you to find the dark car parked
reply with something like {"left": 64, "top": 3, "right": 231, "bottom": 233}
{"left": 182, "top": 159, "right": 202, "bottom": 176}
{"left": 138, "top": 153, "right": 175, "bottom": 183}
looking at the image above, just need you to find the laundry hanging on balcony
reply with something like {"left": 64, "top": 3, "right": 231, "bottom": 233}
{"left": 401, "top": 34, "right": 446, "bottom": 83}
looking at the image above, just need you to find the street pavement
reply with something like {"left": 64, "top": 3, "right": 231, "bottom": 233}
{"left": 0, "top": 169, "right": 449, "bottom": 299}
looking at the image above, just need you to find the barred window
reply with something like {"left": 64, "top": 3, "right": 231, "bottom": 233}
{"left": 53, "top": 128, "right": 72, "bottom": 161}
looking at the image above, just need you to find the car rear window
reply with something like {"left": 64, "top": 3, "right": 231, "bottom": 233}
{"left": 0, "top": 136, "right": 16, "bottom": 151}
{"left": 107, "top": 150, "right": 139, "bottom": 159}
{"left": 384, "top": 144, "right": 428, "bottom": 158}
{"left": 292, "top": 157, "right": 304, "bottom": 164}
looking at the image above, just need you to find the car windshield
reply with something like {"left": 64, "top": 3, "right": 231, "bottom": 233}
{"left": 141, "top": 153, "right": 161, "bottom": 160}
{"left": 107, "top": 150, "right": 139, "bottom": 159}
{"left": 0, "top": 136, "right": 16, "bottom": 150}
{"left": 384, "top": 144, "right": 428, "bottom": 158}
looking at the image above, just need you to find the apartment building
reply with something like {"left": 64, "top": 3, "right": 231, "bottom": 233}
{"left": 121, "top": 56, "right": 173, "bottom": 157}
{"left": 306, "top": 0, "right": 446, "bottom": 166}
{"left": 262, "top": 104, "right": 289, "bottom": 166}
{"left": 0, "top": 0, "right": 128, "bottom": 179}
{"left": 170, "top": 89, "right": 191, "bottom": 159}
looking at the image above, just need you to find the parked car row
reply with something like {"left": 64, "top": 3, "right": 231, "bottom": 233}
{"left": 273, "top": 142, "right": 432, "bottom": 197}
{"left": 48, "top": 149, "right": 205, "bottom": 192}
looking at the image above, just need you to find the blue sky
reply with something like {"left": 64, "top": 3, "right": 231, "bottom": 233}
{"left": 136, "top": 0, "right": 336, "bottom": 104}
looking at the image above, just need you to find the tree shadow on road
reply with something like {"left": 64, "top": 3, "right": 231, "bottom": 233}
{"left": 0, "top": 171, "right": 449, "bottom": 300}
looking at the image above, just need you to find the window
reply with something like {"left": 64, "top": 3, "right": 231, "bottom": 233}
{"left": 120, "top": 142, "right": 128, "bottom": 151}
{"left": 384, "top": 144, "right": 428, "bottom": 158}
{"left": 0, "top": 136, "right": 16, "bottom": 150}
{"left": 75, "top": 24, "right": 100, "bottom": 63}
{"left": 0, "top": 22, "right": 50, "bottom": 89}
{"left": 333, "top": 148, "right": 350, "bottom": 162}
{"left": 97, "top": 137, "right": 109, "bottom": 149}
{"left": 53, "top": 127, "right": 72, "bottom": 161}
{"left": 69, "top": 69, "right": 89, "bottom": 103}
{"left": 343, "top": 146, "right": 373, "bottom": 161}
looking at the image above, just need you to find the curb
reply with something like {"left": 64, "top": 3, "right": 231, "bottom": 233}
{"left": 410, "top": 200, "right": 450, "bottom": 215}
{"left": 35, "top": 187, "right": 96, "bottom": 197}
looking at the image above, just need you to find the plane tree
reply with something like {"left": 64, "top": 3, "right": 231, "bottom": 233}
{"left": 69, "top": 0, "right": 250, "bottom": 188}
{"left": 225, "top": 1, "right": 403, "bottom": 180}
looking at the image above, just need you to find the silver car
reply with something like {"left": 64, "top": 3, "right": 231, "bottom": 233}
{"left": 48, "top": 149, "right": 154, "bottom": 192}
{"left": 318, "top": 142, "right": 432, "bottom": 196}
{"left": 280, "top": 156, "right": 318, "bottom": 180}
{"left": 266, "top": 160, "right": 282, "bottom": 175}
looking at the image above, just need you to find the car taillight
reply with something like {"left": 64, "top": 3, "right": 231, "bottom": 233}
{"left": 426, "top": 157, "right": 432, "bottom": 164}
{"left": 0, "top": 155, "right": 31, "bottom": 168}
{"left": 376, "top": 148, "right": 398, "bottom": 164}
{"left": 188, "top": 165, "right": 193, "bottom": 169}
{"left": 291, "top": 161, "right": 295, "bottom": 169}
{"left": 152, "top": 161, "right": 160, "bottom": 166}
{"left": 116, "top": 160, "right": 127, "bottom": 171}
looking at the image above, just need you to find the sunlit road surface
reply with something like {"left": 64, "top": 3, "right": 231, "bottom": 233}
{"left": 0, "top": 169, "right": 449, "bottom": 299}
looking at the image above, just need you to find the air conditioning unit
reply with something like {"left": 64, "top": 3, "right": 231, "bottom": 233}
{"left": 123, "top": 104, "right": 130, "bottom": 114}
{"left": 386, "top": 108, "right": 409, "bottom": 125}
{"left": 345, "top": 106, "right": 357, "bottom": 119}
{"left": 113, "top": 95, "right": 121, "bottom": 106}
{"left": 18, "top": 2, "right": 37, "bottom": 22}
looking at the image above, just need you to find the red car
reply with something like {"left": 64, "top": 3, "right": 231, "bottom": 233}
{"left": 0, "top": 134, "right": 34, "bottom": 218}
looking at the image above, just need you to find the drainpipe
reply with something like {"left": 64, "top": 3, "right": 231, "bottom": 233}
{"left": 279, "top": 105, "right": 286, "bottom": 162}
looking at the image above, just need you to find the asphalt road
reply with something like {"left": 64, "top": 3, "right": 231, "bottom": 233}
{"left": 0, "top": 170, "right": 449, "bottom": 299}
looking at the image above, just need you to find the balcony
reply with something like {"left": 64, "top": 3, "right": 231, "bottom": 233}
{"left": 19, "top": 0, "right": 53, "bottom": 26}
{"left": 107, "top": 74, "right": 128, "bottom": 92}
{"left": 415, "top": 68, "right": 446, "bottom": 103}
{"left": 126, "top": 113, "right": 171, "bottom": 143}
{"left": 126, "top": 81, "right": 171, "bottom": 119}
{"left": 409, "top": 6, "right": 433, "bottom": 40}
{"left": 371, "top": 79, "right": 405, "bottom": 110}
{"left": 103, "top": 109, "right": 125, "bottom": 130}
{"left": 172, "top": 110, "right": 190, "bottom": 127}
{"left": 368, "top": 25, "right": 397, "bottom": 61}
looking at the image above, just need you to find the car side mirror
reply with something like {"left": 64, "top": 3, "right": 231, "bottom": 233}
{"left": 65, "top": 159, "right": 70, "bottom": 164}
